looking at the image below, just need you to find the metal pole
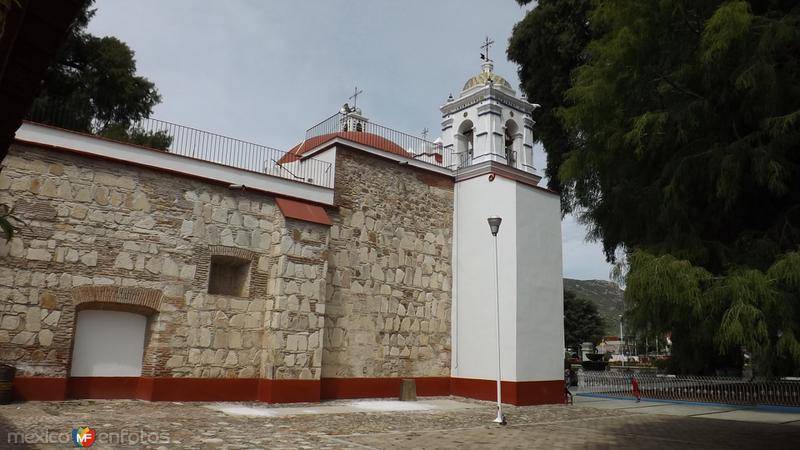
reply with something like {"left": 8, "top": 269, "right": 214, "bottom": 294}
{"left": 492, "top": 233, "right": 506, "bottom": 425}
{"left": 619, "top": 315, "right": 624, "bottom": 367}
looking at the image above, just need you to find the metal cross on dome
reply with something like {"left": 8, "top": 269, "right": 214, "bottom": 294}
{"left": 349, "top": 86, "right": 364, "bottom": 109}
{"left": 480, "top": 36, "right": 494, "bottom": 63}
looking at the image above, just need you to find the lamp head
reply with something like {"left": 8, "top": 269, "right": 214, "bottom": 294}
{"left": 487, "top": 216, "right": 502, "bottom": 236}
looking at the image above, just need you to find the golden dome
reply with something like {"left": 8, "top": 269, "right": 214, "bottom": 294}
{"left": 462, "top": 70, "right": 513, "bottom": 92}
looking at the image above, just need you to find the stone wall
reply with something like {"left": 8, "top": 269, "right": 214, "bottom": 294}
{"left": 0, "top": 141, "right": 453, "bottom": 384}
{"left": 262, "top": 219, "right": 328, "bottom": 380}
{"left": 323, "top": 148, "right": 454, "bottom": 378}
{"left": 0, "top": 144, "right": 319, "bottom": 379}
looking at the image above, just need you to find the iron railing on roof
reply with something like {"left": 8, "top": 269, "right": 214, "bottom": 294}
{"left": 577, "top": 370, "right": 800, "bottom": 407}
{"left": 304, "top": 112, "right": 459, "bottom": 170}
{"left": 25, "top": 101, "right": 333, "bottom": 189}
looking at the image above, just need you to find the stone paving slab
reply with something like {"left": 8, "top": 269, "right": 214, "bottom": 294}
{"left": 575, "top": 394, "right": 800, "bottom": 425}
{"left": 573, "top": 397, "right": 664, "bottom": 409}
{"left": 622, "top": 403, "right": 737, "bottom": 417}
{"left": 697, "top": 409, "right": 800, "bottom": 424}
{"left": 1, "top": 397, "right": 799, "bottom": 449}
{"left": 206, "top": 399, "right": 481, "bottom": 417}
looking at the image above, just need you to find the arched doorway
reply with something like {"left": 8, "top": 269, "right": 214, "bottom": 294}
{"left": 456, "top": 120, "right": 474, "bottom": 168}
{"left": 70, "top": 309, "right": 147, "bottom": 377}
{"left": 504, "top": 119, "right": 519, "bottom": 167}
{"left": 67, "top": 286, "right": 162, "bottom": 399}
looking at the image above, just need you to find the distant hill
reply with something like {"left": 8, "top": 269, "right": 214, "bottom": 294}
{"left": 564, "top": 278, "right": 624, "bottom": 336}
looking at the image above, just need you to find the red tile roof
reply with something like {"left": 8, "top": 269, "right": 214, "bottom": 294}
{"left": 279, "top": 131, "right": 411, "bottom": 164}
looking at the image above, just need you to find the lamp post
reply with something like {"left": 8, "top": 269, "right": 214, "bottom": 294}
{"left": 619, "top": 314, "right": 624, "bottom": 367}
{"left": 487, "top": 216, "right": 506, "bottom": 426}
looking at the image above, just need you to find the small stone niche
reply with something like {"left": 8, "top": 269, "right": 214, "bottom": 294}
{"left": 207, "top": 255, "right": 251, "bottom": 297}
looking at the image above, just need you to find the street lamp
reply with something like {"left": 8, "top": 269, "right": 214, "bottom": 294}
{"left": 487, "top": 216, "right": 506, "bottom": 425}
{"left": 619, "top": 314, "right": 624, "bottom": 367}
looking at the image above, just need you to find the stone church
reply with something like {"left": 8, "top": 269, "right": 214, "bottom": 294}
{"left": 0, "top": 59, "right": 564, "bottom": 405}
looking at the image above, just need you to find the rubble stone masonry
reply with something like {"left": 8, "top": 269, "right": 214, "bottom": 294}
{"left": 0, "top": 144, "right": 327, "bottom": 381}
{"left": 0, "top": 142, "right": 454, "bottom": 389}
{"left": 324, "top": 148, "right": 453, "bottom": 378}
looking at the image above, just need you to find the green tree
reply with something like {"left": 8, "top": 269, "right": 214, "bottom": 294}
{"left": 507, "top": 0, "right": 591, "bottom": 201}
{"left": 564, "top": 290, "right": 606, "bottom": 351}
{"left": 0, "top": 203, "right": 21, "bottom": 240}
{"left": 30, "top": 0, "right": 170, "bottom": 150}
{"left": 510, "top": 1, "right": 800, "bottom": 375}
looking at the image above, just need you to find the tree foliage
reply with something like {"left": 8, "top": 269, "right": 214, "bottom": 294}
{"left": 507, "top": 0, "right": 591, "bottom": 201}
{"left": 510, "top": 1, "right": 800, "bottom": 375}
{"left": 30, "top": 0, "right": 170, "bottom": 150}
{"left": 564, "top": 290, "right": 606, "bottom": 350}
{"left": 0, "top": 204, "right": 21, "bottom": 241}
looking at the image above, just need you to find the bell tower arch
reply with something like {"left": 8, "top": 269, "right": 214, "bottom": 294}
{"left": 440, "top": 57, "right": 537, "bottom": 173}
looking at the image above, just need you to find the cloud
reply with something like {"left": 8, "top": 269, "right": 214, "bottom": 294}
{"left": 88, "top": 0, "right": 610, "bottom": 280}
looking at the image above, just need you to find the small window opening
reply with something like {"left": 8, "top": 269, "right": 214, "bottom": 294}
{"left": 208, "top": 255, "right": 251, "bottom": 296}
{"left": 504, "top": 120, "right": 519, "bottom": 166}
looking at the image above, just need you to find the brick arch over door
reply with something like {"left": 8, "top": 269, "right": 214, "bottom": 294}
{"left": 71, "top": 286, "right": 163, "bottom": 315}
{"left": 68, "top": 286, "right": 165, "bottom": 397}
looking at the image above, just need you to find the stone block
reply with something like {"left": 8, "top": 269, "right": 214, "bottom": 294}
{"left": 297, "top": 335, "right": 308, "bottom": 351}
{"left": 80, "top": 251, "right": 98, "bottom": 267}
{"left": 211, "top": 207, "right": 228, "bottom": 223}
{"left": 199, "top": 328, "right": 212, "bottom": 347}
{"left": 114, "top": 252, "right": 134, "bottom": 270}
{"left": 399, "top": 379, "right": 417, "bottom": 401}
{"left": 11, "top": 331, "right": 35, "bottom": 345}
{"left": 165, "top": 355, "right": 185, "bottom": 368}
{"left": 188, "top": 348, "right": 201, "bottom": 364}
{"left": 25, "top": 307, "right": 41, "bottom": 331}
{"left": 38, "top": 329, "right": 53, "bottom": 346}
{"left": 179, "top": 264, "right": 197, "bottom": 281}
{"left": 26, "top": 248, "right": 51, "bottom": 261}
{"left": 229, "top": 331, "right": 243, "bottom": 349}
{"left": 224, "top": 351, "right": 238, "bottom": 367}
{"left": 1, "top": 315, "right": 20, "bottom": 330}
{"left": 161, "top": 258, "right": 180, "bottom": 277}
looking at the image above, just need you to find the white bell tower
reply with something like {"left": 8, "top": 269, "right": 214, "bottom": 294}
{"left": 440, "top": 47, "right": 537, "bottom": 173}
{"left": 445, "top": 39, "right": 565, "bottom": 406}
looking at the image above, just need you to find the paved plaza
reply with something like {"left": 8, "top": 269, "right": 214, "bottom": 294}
{"left": 1, "top": 395, "right": 799, "bottom": 449}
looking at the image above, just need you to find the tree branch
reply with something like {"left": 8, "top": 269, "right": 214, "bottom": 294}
{"left": 654, "top": 75, "right": 705, "bottom": 101}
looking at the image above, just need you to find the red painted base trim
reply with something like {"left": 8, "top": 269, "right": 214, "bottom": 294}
{"left": 12, "top": 377, "right": 67, "bottom": 401}
{"left": 11, "top": 376, "right": 563, "bottom": 405}
{"left": 146, "top": 378, "right": 258, "bottom": 402}
{"left": 450, "top": 378, "right": 564, "bottom": 406}
{"left": 320, "top": 377, "right": 450, "bottom": 400}
{"left": 259, "top": 379, "right": 321, "bottom": 403}
{"left": 68, "top": 377, "right": 139, "bottom": 399}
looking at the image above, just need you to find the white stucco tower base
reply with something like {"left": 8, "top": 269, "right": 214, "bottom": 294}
{"left": 450, "top": 163, "right": 564, "bottom": 404}
{"left": 444, "top": 59, "right": 565, "bottom": 405}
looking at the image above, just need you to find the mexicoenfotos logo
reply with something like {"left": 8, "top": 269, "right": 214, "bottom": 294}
{"left": 72, "top": 427, "right": 97, "bottom": 447}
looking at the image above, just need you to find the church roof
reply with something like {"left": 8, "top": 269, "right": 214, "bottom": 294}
{"left": 462, "top": 70, "right": 513, "bottom": 92}
{"left": 280, "top": 131, "right": 411, "bottom": 163}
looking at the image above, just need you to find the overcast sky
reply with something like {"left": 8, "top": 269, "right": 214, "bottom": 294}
{"left": 87, "top": 0, "right": 613, "bottom": 281}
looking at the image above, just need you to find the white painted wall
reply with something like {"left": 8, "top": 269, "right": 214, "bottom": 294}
{"left": 515, "top": 183, "right": 564, "bottom": 381}
{"left": 16, "top": 123, "right": 334, "bottom": 205}
{"left": 451, "top": 174, "right": 563, "bottom": 382}
{"left": 70, "top": 310, "right": 147, "bottom": 377}
{"left": 451, "top": 174, "right": 518, "bottom": 380}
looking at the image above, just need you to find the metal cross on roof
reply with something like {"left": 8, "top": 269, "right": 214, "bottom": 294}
{"left": 480, "top": 36, "right": 494, "bottom": 63}
{"left": 421, "top": 127, "right": 429, "bottom": 140}
{"left": 349, "top": 86, "right": 364, "bottom": 109}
